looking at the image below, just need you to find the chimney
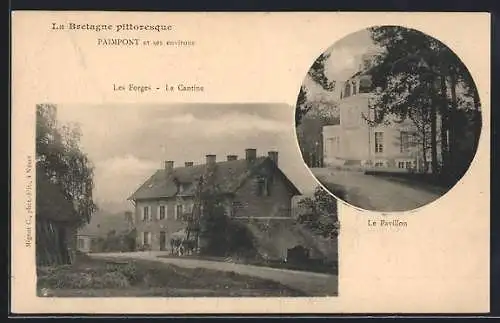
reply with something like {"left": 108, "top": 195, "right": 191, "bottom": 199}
{"left": 164, "top": 160, "right": 174, "bottom": 174}
{"left": 245, "top": 148, "right": 257, "bottom": 162}
{"left": 268, "top": 151, "right": 278, "bottom": 166}
{"left": 227, "top": 155, "right": 238, "bottom": 161}
{"left": 205, "top": 154, "right": 216, "bottom": 168}
{"left": 185, "top": 161, "right": 194, "bottom": 167}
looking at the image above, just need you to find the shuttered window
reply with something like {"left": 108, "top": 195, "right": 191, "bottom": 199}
{"left": 158, "top": 205, "right": 166, "bottom": 220}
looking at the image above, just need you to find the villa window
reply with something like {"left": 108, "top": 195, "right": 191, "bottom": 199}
{"left": 352, "top": 81, "right": 357, "bottom": 95}
{"left": 359, "top": 76, "right": 372, "bottom": 93}
{"left": 400, "top": 131, "right": 410, "bottom": 153}
{"left": 398, "top": 160, "right": 414, "bottom": 169}
{"left": 77, "top": 238, "right": 85, "bottom": 249}
{"left": 328, "top": 136, "right": 340, "bottom": 155}
{"left": 344, "top": 82, "right": 351, "bottom": 98}
{"left": 374, "top": 132, "right": 384, "bottom": 153}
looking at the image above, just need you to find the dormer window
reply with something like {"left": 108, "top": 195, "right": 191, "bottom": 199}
{"left": 256, "top": 176, "right": 270, "bottom": 196}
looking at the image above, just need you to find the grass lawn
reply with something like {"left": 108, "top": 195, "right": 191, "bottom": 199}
{"left": 37, "top": 254, "right": 305, "bottom": 297}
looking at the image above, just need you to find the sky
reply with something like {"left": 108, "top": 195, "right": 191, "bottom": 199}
{"left": 302, "top": 28, "right": 383, "bottom": 103}
{"left": 56, "top": 103, "right": 319, "bottom": 212}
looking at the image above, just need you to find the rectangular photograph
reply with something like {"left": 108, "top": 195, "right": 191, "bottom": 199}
{"left": 35, "top": 102, "right": 339, "bottom": 298}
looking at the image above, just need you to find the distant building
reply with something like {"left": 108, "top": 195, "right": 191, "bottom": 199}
{"left": 76, "top": 211, "right": 133, "bottom": 253}
{"left": 322, "top": 54, "right": 442, "bottom": 172}
{"left": 128, "top": 149, "right": 301, "bottom": 251}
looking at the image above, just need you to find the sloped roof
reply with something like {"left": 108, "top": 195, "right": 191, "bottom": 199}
{"left": 128, "top": 157, "right": 301, "bottom": 201}
{"left": 36, "top": 169, "right": 78, "bottom": 222}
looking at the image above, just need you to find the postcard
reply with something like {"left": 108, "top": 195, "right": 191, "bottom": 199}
{"left": 11, "top": 11, "right": 490, "bottom": 314}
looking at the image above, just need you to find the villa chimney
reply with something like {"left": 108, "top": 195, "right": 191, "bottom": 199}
{"left": 245, "top": 148, "right": 257, "bottom": 163}
{"left": 164, "top": 160, "right": 174, "bottom": 174}
{"left": 268, "top": 151, "right": 278, "bottom": 166}
{"left": 227, "top": 155, "right": 238, "bottom": 161}
{"left": 185, "top": 161, "right": 194, "bottom": 167}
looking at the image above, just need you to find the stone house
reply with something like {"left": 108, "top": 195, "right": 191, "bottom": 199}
{"left": 127, "top": 149, "right": 301, "bottom": 251}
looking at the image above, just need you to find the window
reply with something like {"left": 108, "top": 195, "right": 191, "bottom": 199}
{"left": 400, "top": 131, "right": 410, "bottom": 153}
{"left": 374, "top": 132, "right": 384, "bottom": 153}
{"left": 143, "top": 232, "right": 151, "bottom": 245}
{"left": 375, "top": 161, "right": 384, "bottom": 167}
{"left": 159, "top": 205, "right": 166, "bottom": 220}
{"left": 328, "top": 137, "right": 340, "bottom": 156}
{"left": 78, "top": 238, "right": 85, "bottom": 249}
{"left": 256, "top": 177, "right": 270, "bottom": 196}
{"left": 352, "top": 81, "right": 357, "bottom": 95}
{"left": 398, "top": 160, "right": 414, "bottom": 169}
{"left": 359, "top": 77, "right": 372, "bottom": 93}
{"left": 175, "top": 204, "right": 183, "bottom": 220}
{"left": 344, "top": 82, "right": 351, "bottom": 97}
{"left": 142, "top": 206, "right": 151, "bottom": 221}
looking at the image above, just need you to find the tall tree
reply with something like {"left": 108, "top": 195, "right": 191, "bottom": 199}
{"left": 308, "top": 52, "right": 336, "bottom": 92}
{"left": 367, "top": 26, "right": 481, "bottom": 178}
{"left": 297, "top": 186, "right": 340, "bottom": 240}
{"left": 295, "top": 85, "right": 310, "bottom": 126}
{"left": 36, "top": 104, "right": 98, "bottom": 227}
{"left": 296, "top": 52, "right": 337, "bottom": 126}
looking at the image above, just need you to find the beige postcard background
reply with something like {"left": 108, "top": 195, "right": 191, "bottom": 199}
{"left": 11, "top": 11, "right": 490, "bottom": 314}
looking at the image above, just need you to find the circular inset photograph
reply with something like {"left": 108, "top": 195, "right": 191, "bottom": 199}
{"left": 295, "top": 26, "right": 482, "bottom": 212}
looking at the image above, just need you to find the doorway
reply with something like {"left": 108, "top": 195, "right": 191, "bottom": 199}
{"left": 159, "top": 231, "right": 166, "bottom": 251}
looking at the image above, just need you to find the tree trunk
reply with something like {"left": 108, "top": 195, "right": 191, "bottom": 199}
{"left": 449, "top": 72, "right": 459, "bottom": 179}
{"left": 439, "top": 76, "right": 449, "bottom": 173}
{"left": 430, "top": 98, "right": 438, "bottom": 175}
{"left": 421, "top": 130, "right": 428, "bottom": 173}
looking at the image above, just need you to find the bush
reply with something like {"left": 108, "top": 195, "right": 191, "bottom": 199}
{"left": 93, "top": 272, "right": 130, "bottom": 288}
{"left": 113, "top": 262, "right": 139, "bottom": 284}
{"left": 38, "top": 271, "right": 94, "bottom": 289}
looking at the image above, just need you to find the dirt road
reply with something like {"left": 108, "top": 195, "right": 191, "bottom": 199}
{"left": 311, "top": 168, "right": 444, "bottom": 212}
{"left": 90, "top": 251, "right": 338, "bottom": 296}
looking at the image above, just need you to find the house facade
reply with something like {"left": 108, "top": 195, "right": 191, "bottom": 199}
{"left": 322, "top": 56, "right": 442, "bottom": 172}
{"left": 128, "top": 149, "right": 301, "bottom": 251}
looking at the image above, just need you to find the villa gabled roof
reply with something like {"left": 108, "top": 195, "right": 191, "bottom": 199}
{"left": 128, "top": 157, "right": 301, "bottom": 201}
